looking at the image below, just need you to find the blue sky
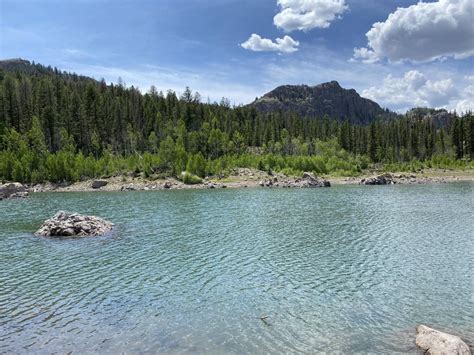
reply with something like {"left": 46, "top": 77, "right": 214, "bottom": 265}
{"left": 1, "top": 0, "right": 473, "bottom": 112}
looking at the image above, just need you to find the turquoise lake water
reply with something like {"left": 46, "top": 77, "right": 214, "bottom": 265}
{"left": 0, "top": 184, "right": 473, "bottom": 353}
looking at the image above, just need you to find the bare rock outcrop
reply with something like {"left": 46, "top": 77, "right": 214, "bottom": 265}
{"left": 416, "top": 325, "right": 471, "bottom": 355}
{"left": 0, "top": 182, "right": 28, "bottom": 200}
{"left": 35, "top": 211, "right": 113, "bottom": 237}
{"left": 250, "top": 81, "right": 392, "bottom": 124}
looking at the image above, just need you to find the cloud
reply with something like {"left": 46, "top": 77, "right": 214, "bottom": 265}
{"left": 361, "top": 70, "right": 474, "bottom": 112}
{"left": 351, "top": 47, "right": 379, "bottom": 64}
{"left": 274, "top": 0, "right": 348, "bottom": 32}
{"left": 452, "top": 76, "right": 474, "bottom": 113}
{"left": 454, "top": 99, "right": 473, "bottom": 113}
{"left": 241, "top": 34, "right": 299, "bottom": 53}
{"left": 353, "top": 0, "right": 474, "bottom": 63}
{"left": 241, "top": 0, "right": 346, "bottom": 55}
{"left": 61, "top": 48, "right": 94, "bottom": 59}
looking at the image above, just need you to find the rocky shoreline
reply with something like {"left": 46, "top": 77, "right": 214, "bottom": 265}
{"left": 27, "top": 169, "right": 331, "bottom": 193}
{"left": 2, "top": 168, "right": 473, "bottom": 195}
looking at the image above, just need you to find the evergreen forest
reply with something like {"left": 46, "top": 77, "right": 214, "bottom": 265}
{"left": 1, "top": 60, "right": 472, "bottom": 183}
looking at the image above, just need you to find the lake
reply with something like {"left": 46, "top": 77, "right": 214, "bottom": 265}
{"left": 0, "top": 183, "right": 473, "bottom": 353}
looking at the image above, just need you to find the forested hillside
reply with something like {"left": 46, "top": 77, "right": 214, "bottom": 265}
{"left": 0, "top": 59, "right": 472, "bottom": 183}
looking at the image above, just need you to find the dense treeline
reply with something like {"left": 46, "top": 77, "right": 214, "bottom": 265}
{"left": 0, "top": 61, "right": 472, "bottom": 183}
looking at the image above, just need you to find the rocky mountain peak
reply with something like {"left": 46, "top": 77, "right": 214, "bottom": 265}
{"left": 251, "top": 81, "right": 391, "bottom": 124}
{"left": 315, "top": 80, "right": 342, "bottom": 89}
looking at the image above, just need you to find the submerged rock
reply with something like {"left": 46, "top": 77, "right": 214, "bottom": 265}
{"left": 416, "top": 325, "right": 471, "bottom": 355}
{"left": 0, "top": 182, "right": 28, "bottom": 200}
{"left": 35, "top": 211, "right": 113, "bottom": 237}
{"left": 91, "top": 179, "right": 108, "bottom": 189}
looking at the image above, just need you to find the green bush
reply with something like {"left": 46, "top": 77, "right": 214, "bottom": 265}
{"left": 179, "top": 171, "right": 203, "bottom": 185}
{"left": 279, "top": 167, "right": 302, "bottom": 177}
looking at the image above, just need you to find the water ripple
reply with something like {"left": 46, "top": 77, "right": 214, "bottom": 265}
{"left": 0, "top": 184, "right": 473, "bottom": 353}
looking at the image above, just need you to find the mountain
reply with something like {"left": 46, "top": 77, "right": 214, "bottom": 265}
{"left": 0, "top": 58, "right": 97, "bottom": 83}
{"left": 0, "top": 58, "right": 31, "bottom": 69}
{"left": 250, "top": 81, "right": 394, "bottom": 124}
{"left": 0, "top": 58, "right": 56, "bottom": 76}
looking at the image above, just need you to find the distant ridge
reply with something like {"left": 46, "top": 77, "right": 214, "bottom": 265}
{"left": 250, "top": 81, "right": 395, "bottom": 124}
{"left": 0, "top": 58, "right": 31, "bottom": 71}
{"left": 0, "top": 60, "right": 446, "bottom": 125}
{"left": 0, "top": 58, "right": 98, "bottom": 82}
{"left": 0, "top": 58, "right": 30, "bottom": 64}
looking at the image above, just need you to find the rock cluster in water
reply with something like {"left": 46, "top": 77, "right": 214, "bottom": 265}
{"left": 360, "top": 174, "right": 394, "bottom": 185}
{"left": 416, "top": 325, "right": 471, "bottom": 355}
{"left": 0, "top": 182, "right": 28, "bottom": 200}
{"left": 35, "top": 211, "right": 113, "bottom": 237}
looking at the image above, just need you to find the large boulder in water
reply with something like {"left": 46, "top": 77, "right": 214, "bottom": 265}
{"left": 0, "top": 182, "right": 28, "bottom": 200}
{"left": 416, "top": 325, "right": 471, "bottom": 355}
{"left": 35, "top": 211, "right": 113, "bottom": 237}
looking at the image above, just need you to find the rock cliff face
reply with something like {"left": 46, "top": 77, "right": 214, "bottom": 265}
{"left": 406, "top": 107, "right": 455, "bottom": 128}
{"left": 250, "top": 81, "right": 390, "bottom": 124}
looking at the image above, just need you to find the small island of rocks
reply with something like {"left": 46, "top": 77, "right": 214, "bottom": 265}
{"left": 35, "top": 211, "right": 113, "bottom": 237}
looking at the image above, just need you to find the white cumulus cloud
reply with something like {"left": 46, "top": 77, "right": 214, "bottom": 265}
{"left": 362, "top": 70, "right": 466, "bottom": 112}
{"left": 274, "top": 0, "right": 348, "bottom": 32}
{"left": 453, "top": 76, "right": 474, "bottom": 113}
{"left": 351, "top": 47, "right": 379, "bottom": 64}
{"left": 353, "top": 0, "right": 474, "bottom": 63}
{"left": 240, "top": 33, "right": 299, "bottom": 53}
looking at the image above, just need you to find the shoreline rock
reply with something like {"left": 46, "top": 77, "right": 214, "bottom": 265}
{"left": 0, "top": 182, "right": 28, "bottom": 200}
{"left": 360, "top": 174, "right": 394, "bottom": 185}
{"left": 259, "top": 172, "right": 331, "bottom": 188}
{"left": 91, "top": 179, "right": 108, "bottom": 189}
{"left": 416, "top": 325, "right": 471, "bottom": 355}
{"left": 35, "top": 211, "right": 113, "bottom": 237}
{"left": 300, "top": 172, "right": 331, "bottom": 188}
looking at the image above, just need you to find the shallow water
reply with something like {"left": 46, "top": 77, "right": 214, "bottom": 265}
{"left": 0, "top": 183, "right": 473, "bottom": 354}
